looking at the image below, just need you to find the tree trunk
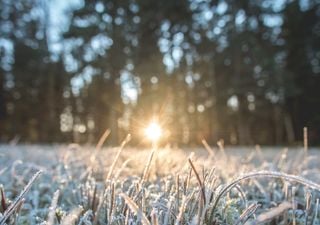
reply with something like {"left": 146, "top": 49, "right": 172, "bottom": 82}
{"left": 273, "top": 105, "right": 283, "bottom": 145}
{"left": 237, "top": 94, "right": 252, "bottom": 145}
{"left": 284, "top": 112, "right": 295, "bottom": 144}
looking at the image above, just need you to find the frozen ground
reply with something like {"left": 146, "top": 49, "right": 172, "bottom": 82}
{"left": 0, "top": 144, "right": 319, "bottom": 224}
{"left": 1, "top": 144, "right": 319, "bottom": 176}
{"left": 1, "top": 144, "right": 319, "bottom": 165}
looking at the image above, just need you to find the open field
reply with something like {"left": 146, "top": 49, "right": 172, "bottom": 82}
{"left": 0, "top": 144, "right": 319, "bottom": 224}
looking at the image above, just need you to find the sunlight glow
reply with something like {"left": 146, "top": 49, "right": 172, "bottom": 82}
{"left": 144, "top": 122, "right": 162, "bottom": 142}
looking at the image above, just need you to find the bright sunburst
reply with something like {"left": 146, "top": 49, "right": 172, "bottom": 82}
{"left": 144, "top": 122, "right": 162, "bottom": 143}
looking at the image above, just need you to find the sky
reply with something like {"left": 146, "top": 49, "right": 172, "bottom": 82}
{"left": 48, "top": 0, "right": 82, "bottom": 54}
{"left": 48, "top": 0, "right": 140, "bottom": 102}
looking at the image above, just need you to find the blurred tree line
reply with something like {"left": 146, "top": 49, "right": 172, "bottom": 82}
{"left": 0, "top": 0, "right": 320, "bottom": 146}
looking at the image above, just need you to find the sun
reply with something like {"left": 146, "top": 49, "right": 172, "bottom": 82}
{"left": 144, "top": 122, "right": 162, "bottom": 143}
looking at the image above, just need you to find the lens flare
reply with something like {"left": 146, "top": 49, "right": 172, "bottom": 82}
{"left": 144, "top": 122, "right": 162, "bottom": 142}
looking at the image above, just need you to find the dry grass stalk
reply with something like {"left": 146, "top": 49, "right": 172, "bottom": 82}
{"left": 245, "top": 201, "right": 293, "bottom": 225}
{"left": 188, "top": 158, "right": 206, "bottom": 206}
{"left": 217, "top": 139, "right": 227, "bottom": 159}
{"left": 114, "top": 158, "right": 132, "bottom": 179}
{"left": 234, "top": 184, "right": 248, "bottom": 208}
{"left": 47, "top": 190, "right": 60, "bottom": 225}
{"left": 175, "top": 196, "right": 188, "bottom": 225}
{"left": 91, "top": 185, "right": 98, "bottom": 212}
{"left": 176, "top": 175, "right": 180, "bottom": 207}
{"left": 292, "top": 186, "right": 297, "bottom": 225}
{"left": 184, "top": 168, "right": 192, "bottom": 195}
{"left": 0, "top": 170, "right": 42, "bottom": 225}
{"left": 304, "top": 127, "right": 308, "bottom": 153}
{"left": 305, "top": 189, "right": 312, "bottom": 225}
{"left": 201, "top": 139, "right": 214, "bottom": 158}
{"left": 211, "top": 170, "right": 320, "bottom": 216}
{"left": 234, "top": 202, "right": 260, "bottom": 225}
{"left": 95, "top": 129, "right": 111, "bottom": 150}
{"left": 217, "top": 139, "right": 224, "bottom": 152}
{"left": 140, "top": 148, "right": 156, "bottom": 186}
{"left": 108, "top": 183, "right": 115, "bottom": 225}
{"left": 120, "top": 193, "right": 150, "bottom": 225}
{"left": 106, "top": 134, "right": 131, "bottom": 180}
{"left": 151, "top": 208, "right": 159, "bottom": 225}
{"left": 0, "top": 187, "right": 6, "bottom": 212}
{"left": 89, "top": 129, "right": 111, "bottom": 163}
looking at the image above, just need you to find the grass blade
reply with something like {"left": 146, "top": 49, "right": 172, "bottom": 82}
{"left": 120, "top": 193, "right": 150, "bottom": 225}
{"left": 0, "top": 170, "right": 42, "bottom": 225}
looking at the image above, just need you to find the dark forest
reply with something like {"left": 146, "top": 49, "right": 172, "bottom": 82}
{"left": 0, "top": 0, "right": 320, "bottom": 146}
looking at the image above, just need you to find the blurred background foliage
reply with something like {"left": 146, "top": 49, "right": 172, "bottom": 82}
{"left": 0, "top": 0, "right": 320, "bottom": 146}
